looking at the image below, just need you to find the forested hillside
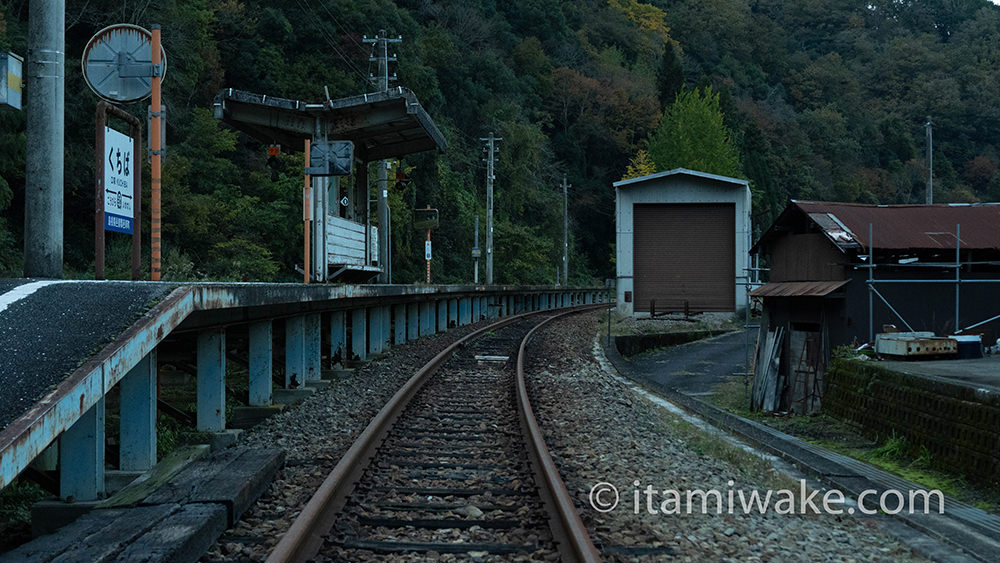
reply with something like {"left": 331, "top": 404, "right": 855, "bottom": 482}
{"left": 0, "top": 1, "right": 998, "bottom": 283}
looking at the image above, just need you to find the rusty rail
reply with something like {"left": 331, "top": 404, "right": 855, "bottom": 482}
{"left": 267, "top": 304, "right": 605, "bottom": 562}
{"left": 516, "top": 306, "right": 603, "bottom": 563}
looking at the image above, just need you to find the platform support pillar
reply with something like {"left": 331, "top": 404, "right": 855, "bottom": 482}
{"left": 59, "top": 398, "right": 105, "bottom": 501}
{"left": 285, "top": 316, "right": 304, "bottom": 387}
{"left": 369, "top": 307, "right": 385, "bottom": 355}
{"left": 120, "top": 350, "right": 157, "bottom": 471}
{"left": 330, "top": 311, "right": 346, "bottom": 367}
{"left": 248, "top": 321, "right": 272, "bottom": 406}
{"left": 407, "top": 302, "right": 419, "bottom": 340}
{"left": 305, "top": 313, "right": 322, "bottom": 381}
{"left": 459, "top": 297, "right": 471, "bottom": 325}
{"left": 437, "top": 300, "right": 447, "bottom": 331}
{"left": 197, "top": 328, "right": 226, "bottom": 432}
{"left": 352, "top": 308, "right": 367, "bottom": 361}
{"left": 394, "top": 303, "right": 407, "bottom": 344}
{"left": 420, "top": 301, "right": 435, "bottom": 336}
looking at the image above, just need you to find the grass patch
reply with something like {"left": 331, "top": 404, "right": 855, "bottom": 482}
{"left": 0, "top": 480, "right": 46, "bottom": 552}
{"left": 706, "top": 378, "right": 1000, "bottom": 514}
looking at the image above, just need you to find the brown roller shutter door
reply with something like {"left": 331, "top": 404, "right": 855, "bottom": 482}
{"left": 633, "top": 203, "right": 735, "bottom": 312}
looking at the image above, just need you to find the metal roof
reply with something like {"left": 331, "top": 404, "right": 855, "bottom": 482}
{"left": 749, "top": 280, "right": 849, "bottom": 298}
{"left": 613, "top": 167, "right": 749, "bottom": 189}
{"left": 755, "top": 201, "right": 1000, "bottom": 253}
{"left": 213, "top": 87, "right": 447, "bottom": 162}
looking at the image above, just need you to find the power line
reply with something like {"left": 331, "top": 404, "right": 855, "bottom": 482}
{"left": 295, "top": 0, "right": 370, "bottom": 86}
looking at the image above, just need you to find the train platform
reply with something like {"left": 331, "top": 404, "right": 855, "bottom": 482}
{"left": 0, "top": 279, "right": 173, "bottom": 431}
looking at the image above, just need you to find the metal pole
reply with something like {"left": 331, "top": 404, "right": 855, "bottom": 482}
{"left": 474, "top": 215, "right": 479, "bottom": 284}
{"left": 131, "top": 116, "right": 142, "bottom": 281}
{"left": 24, "top": 0, "right": 65, "bottom": 278}
{"left": 486, "top": 134, "right": 495, "bottom": 284}
{"left": 377, "top": 160, "right": 389, "bottom": 283}
{"left": 151, "top": 25, "right": 162, "bottom": 280}
{"left": 955, "top": 223, "right": 960, "bottom": 333}
{"left": 95, "top": 105, "right": 106, "bottom": 280}
{"left": 926, "top": 116, "right": 933, "bottom": 205}
{"left": 562, "top": 175, "right": 569, "bottom": 285}
{"left": 425, "top": 205, "right": 431, "bottom": 284}
{"left": 868, "top": 223, "right": 874, "bottom": 343}
{"left": 303, "top": 139, "right": 311, "bottom": 284}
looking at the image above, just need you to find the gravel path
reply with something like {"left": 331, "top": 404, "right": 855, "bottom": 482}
{"left": 525, "top": 311, "right": 922, "bottom": 562}
{"left": 200, "top": 321, "right": 489, "bottom": 562}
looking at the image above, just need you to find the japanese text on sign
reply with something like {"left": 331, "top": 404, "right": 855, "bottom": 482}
{"left": 104, "top": 126, "right": 134, "bottom": 234}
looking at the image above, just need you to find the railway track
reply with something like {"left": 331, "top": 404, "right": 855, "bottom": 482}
{"left": 267, "top": 307, "right": 602, "bottom": 562}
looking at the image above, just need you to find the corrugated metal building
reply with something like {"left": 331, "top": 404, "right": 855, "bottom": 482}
{"left": 614, "top": 169, "right": 751, "bottom": 316}
{"left": 750, "top": 201, "right": 1000, "bottom": 411}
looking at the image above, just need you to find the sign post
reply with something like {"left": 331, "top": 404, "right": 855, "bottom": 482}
{"left": 414, "top": 206, "right": 439, "bottom": 284}
{"left": 94, "top": 102, "right": 141, "bottom": 280}
{"left": 82, "top": 23, "right": 167, "bottom": 280}
{"left": 150, "top": 25, "right": 162, "bottom": 280}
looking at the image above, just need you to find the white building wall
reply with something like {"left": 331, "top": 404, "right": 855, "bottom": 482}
{"left": 614, "top": 169, "right": 751, "bottom": 316}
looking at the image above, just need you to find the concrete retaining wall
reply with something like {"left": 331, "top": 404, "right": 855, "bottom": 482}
{"left": 613, "top": 330, "right": 728, "bottom": 358}
{"left": 823, "top": 358, "right": 1000, "bottom": 484}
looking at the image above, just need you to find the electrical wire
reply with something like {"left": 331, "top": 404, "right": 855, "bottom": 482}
{"left": 294, "top": 0, "right": 371, "bottom": 86}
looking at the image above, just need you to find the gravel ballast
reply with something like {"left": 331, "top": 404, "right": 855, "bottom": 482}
{"left": 525, "top": 311, "right": 922, "bottom": 562}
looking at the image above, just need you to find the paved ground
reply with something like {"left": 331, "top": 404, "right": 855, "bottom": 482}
{"left": 881, "top": 355, "right": 1000, "bottom": 393}
{"left": 0, "top": 280, "right": 173, "bottom": 430}
{"left": 625, "top": 328, "right": 754, "bottom": 394}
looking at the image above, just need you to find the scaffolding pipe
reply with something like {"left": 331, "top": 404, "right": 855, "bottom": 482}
{"left": 867, "top": 284, "right": 916, "bottom": 332}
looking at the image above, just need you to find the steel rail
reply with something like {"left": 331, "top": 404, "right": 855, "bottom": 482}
{"left": 516, "top": 306, "right": 603, "bottom": 563}
{"left": 266, "top": 305, "right": 598, "bottom": 562}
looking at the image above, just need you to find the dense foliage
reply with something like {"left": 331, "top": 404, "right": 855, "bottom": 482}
{"left": 0, "top": 0, "right": 998, "bottom": 282}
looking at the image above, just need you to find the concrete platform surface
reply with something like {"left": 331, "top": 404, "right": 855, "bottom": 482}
{"left": 0, "top": 280, "right": 173, "bottom": 430}
{"left": 881, "top": 355, "right": 1000, "bottom": 393}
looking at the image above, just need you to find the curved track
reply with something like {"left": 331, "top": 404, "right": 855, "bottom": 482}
{"left": 267, "top": 306, "right": 601, "bottom": 562}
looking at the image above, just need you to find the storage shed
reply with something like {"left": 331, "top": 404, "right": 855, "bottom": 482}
{"left": 614, "top": 169, "right": 751, "bottom": 316}
{"left": 749, "top": 200, "right": 1000, "bottom": 413}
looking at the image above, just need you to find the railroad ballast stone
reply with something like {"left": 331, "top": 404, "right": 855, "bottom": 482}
{"left": 525, "top": 311, "right": 922, "bottom": 562}
{"left": 201, "top": 321, "right": 490, "bottom": 562}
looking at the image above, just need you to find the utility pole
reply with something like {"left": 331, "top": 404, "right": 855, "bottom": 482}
{"left": 562, "top": 175, "right": 570, "bottom": 286}
{"left": 24, "top": 0, "right": 65, "bottom": 278}
{"left": 925, "top": 116, "right": 933, "bottom": 205}
{"left": 480, "top": 132, "right": 501, "bottom": 284}
{"left": 473, "top": 215, "right": 480, "bottom": 284}
{"left": 364, "top": 30, "right": 401, "bottom": 283}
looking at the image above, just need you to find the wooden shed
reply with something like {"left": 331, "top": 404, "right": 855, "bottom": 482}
{"left": 613, "top": 169, "right": 751, "bottom": 316}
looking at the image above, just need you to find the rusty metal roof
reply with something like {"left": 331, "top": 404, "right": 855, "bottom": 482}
{"left": 755, "top": 201, "right": 1000, "bottom": 253}
{"left": 213, "top": 87, "right": 447, "bottom": 162}
{"left": 749, "top": 280, "right": 849, "bottom": 298}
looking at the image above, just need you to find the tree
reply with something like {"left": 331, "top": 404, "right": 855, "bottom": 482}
{"left": 620, "top": 150, "right": 656, "bottom": 181}
{"left": 647, "top": 86, "right": 742, "bottom": 178}
{"left": 656, "top": 43, "right": 684, "bottom": 106}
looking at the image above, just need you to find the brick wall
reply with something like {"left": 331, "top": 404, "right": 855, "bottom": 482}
{"left": 824, "top": 358, "right": 1000, "bottom": 484}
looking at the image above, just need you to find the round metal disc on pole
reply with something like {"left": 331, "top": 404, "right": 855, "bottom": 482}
{"left": 82, "top": 24, "right": 166, "bottom": 103}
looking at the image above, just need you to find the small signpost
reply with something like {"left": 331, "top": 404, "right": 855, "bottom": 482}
{"left": 414, "top": 206, "right": 439, "bottom": 283}
{"left": 94, "top": 102, "right": 141, "bottom": 280}
{"left": 83, "top": 23, "right": 166, "bottom": 280}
